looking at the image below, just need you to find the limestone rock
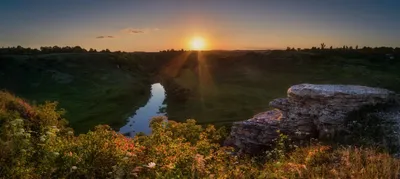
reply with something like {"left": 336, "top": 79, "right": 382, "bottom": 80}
{"left": 228, "top": 110, "right": 281, "bottom": 153}
{"left": 227, "top": 84, "right": 397, "bottom": 154}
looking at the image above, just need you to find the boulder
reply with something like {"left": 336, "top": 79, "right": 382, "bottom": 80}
{"left": 227, "top": 84, "right": 398, "bottom": 154}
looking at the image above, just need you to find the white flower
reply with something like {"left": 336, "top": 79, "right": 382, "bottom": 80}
{"left": 146, "top": 162, "right": 156, "bottom": 168}
{"left": 53, "top": 152, "right": 60, "bottom": 156}
{"left": 71, "top": 166, "right": 77, "bottom": 170}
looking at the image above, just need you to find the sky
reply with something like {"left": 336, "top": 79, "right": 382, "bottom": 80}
{"left": 0, "top": 0, "right": 399, "bottom": 51}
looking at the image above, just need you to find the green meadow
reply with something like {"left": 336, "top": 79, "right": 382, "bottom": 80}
{"left": 1, "top": 50, "right": 399, "bottom": 132}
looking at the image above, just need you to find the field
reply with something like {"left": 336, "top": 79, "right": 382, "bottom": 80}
{"left": 1, "top": 50, "right": 399, "bottom": 132}
{"left": 0, "top": 53, "right": 152, "bottom": 133}
{"left": 163, "top": 50, "right": 400, "bottom": 127}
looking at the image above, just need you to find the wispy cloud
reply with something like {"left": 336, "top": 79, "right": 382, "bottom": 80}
{"left": 121, "top": 28, "right": 160, "bottom": 34}
{"left": 96, "top": 36, "right": 114, "bottom": 39}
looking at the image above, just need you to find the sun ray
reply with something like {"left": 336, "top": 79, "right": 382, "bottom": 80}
{"left": 196, "top": 51, "right": 216, "bottom": 103}
{"left": 161, "top": 52, "right": 191, "bottom": 78}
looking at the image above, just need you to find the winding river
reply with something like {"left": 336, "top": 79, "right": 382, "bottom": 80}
{"left": 119, "top": 83, "right": 166, "bottom": 137}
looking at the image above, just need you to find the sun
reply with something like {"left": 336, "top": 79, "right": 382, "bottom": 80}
{"left": 190, "top": 37, "right": 206, "bottom": 50}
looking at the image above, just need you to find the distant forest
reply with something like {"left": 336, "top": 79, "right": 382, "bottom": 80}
{"left": 0, "top": 44, "right": 399, "bottom": 55}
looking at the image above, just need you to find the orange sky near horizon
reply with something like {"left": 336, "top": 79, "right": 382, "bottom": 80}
{"left": 1, "top": 1, "right": 399, "bottom": 52}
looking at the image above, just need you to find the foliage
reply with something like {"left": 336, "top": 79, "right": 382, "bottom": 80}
{"left": 1, "top": 92, "right": 400, "bottom": 178}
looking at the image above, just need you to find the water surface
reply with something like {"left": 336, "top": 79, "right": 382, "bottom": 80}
{"left": 119, "top": 83, "right": 166, "bottom": 137}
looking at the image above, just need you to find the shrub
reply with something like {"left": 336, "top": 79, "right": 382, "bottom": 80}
{"left": 0, "top": 91, "right": 399, "bottom": 178}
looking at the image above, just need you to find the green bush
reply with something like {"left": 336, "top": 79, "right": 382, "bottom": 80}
{"left": 0, "top": 91, "right": 399, "bottom": 178}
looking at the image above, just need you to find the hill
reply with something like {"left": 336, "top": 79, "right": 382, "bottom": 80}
{"left": 1, "top": 50, "right": 400, "bottom": 133}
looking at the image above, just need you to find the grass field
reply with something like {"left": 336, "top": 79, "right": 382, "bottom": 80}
{"left": 163, "top": 51, "right": 400, "bottom": 127}
{"left": 1, "top": 50, "right": 399, "bottom": 132}
{"left": 0, "top": 53, "right": 151, "bottom": 133}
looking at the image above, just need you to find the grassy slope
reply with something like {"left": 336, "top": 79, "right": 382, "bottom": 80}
{"left": 1, "top": 50, "right": 399, "bottom": 132}
{"left": 0, "top": 53, "right": 151, "bottom": 133}
{"left": 164, "top": 51, "right": 400, "bottom": 127}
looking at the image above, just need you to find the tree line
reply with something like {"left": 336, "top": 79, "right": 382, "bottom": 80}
{"left": 1, "top": 45, "right": 399, "bottom": 55}
{"left": 286, "top": 43, "right": 400, "bottom": 54}
{"left": 0, "top": 46, "right": 112, "bottom": 55}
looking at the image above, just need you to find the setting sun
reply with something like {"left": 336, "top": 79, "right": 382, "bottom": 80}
{"left": 190, "top": 37, "right": 206, "bottom": 50}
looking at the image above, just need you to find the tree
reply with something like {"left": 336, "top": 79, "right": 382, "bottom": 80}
{"left": 321, "top": 43, "right": 326, "bottom": 50}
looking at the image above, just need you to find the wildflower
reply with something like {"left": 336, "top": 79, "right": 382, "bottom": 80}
{"left": 194, "top": 154, "right": 205, "bottom": 172}
{"left": 40, "top": 135, "right": 46, "bottom": 142}
{"left": 71, "top": 166, "right": 77, "bottom": 170}
{"left": 126, "top": 152, "right": 134, "bottom": 157}
{"left": 146, "top": 162, "right": 156, "bottom": 168}
{"left": 53, "top": 152, "right": 60, "bottom": 156}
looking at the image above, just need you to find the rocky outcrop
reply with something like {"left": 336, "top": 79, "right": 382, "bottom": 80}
{"left": 227, "top": 84, "right": 398, "bottom": 153}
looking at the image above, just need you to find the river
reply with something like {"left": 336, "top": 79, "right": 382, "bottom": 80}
{"left": 119, "top": 83, "right": 166, "bottom": 137}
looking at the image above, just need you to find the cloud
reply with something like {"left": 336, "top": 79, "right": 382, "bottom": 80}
{"left": 126, "top": 29, "right": 144, "bottom": 34}
{"left": 122, "top": 28, "right": 160, "bottom": 34}
{"left": 96, "top": 36, "right": 114, "bottom": 39}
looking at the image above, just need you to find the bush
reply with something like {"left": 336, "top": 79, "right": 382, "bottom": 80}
{"left": 0, "top": 91, "right": 399, "bottom": 178}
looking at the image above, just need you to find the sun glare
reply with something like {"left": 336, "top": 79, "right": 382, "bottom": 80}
{"left": 190, "top": 37, "right": 206, "bottom": 50}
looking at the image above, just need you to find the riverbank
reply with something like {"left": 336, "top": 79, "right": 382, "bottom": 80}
{"left": 0, "top": 53, "right": 152, "bottom": 133}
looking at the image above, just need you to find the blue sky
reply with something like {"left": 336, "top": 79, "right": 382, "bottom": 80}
{"left": 0, "top": 0, "right": 399, "bottom": 51}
